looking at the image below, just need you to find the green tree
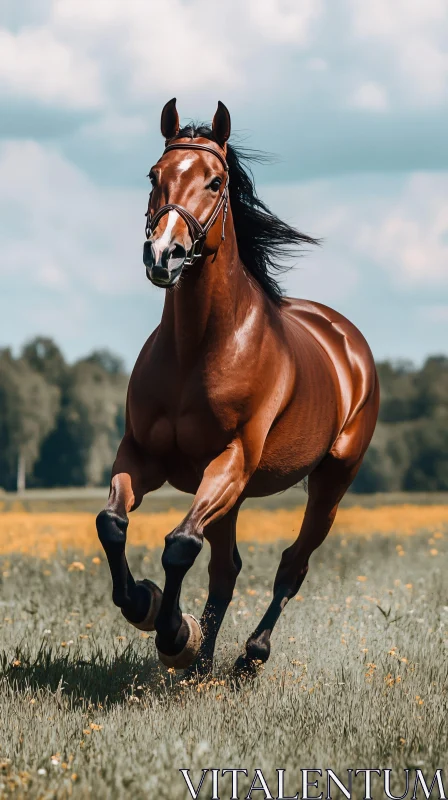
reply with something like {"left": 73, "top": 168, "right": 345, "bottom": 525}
{"left": 403, "top": 420, "right": 448, "bottom": 491}
{"left": 21, "top": 337, "right": 67, "bottom": 388}
{"left": 414, "top": 356, "right": 448, "bottom": 420}
{"left": 0, "top": 349, "right": 60, "bottom": 490}
{"left": 82, "top": 349, "right": 125, "bottom": 376}
{"left": 32, "top": 352, "right": 127, "bottom": 487}
{"left": 69, "top": 357, "right": 127, "bottom": 485}
{"left": 376, "top": 360, "right": 419, "bottom": 422}
{"left": 33, "top": 397, "right": 95, "bottom": 487}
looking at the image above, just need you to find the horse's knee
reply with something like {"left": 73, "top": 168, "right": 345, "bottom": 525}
{"left": 96, "top": 508, "right": 128, "bottom": 547}
{"left": 161, "top": 525, "right": 203, "bottom": 573}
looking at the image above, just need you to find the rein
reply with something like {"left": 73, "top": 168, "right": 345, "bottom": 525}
{"left": 145, "top": 142, "right": 230, "bottom": 267}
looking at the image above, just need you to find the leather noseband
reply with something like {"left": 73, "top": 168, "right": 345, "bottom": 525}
{"left": 145, "top": 142, "right": 229, "bottom": 267}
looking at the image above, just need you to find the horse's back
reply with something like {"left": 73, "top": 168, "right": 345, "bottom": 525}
{"left": 281, "top": 297, "right": 378, "bottom": 440}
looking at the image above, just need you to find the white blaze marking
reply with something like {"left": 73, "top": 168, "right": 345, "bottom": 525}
{"left": 177, "top": 157, "right": 194, "bottom": 173}
{"left": 152, "top": 209, "right": 179, "bottom": 261}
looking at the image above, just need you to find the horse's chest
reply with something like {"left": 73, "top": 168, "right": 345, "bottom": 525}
{"left": 130, "top": 352, "right": 246, "bottom": 463}
{"left": 146, "top": 412, "right": 227, "bottom": 460}
{"left": 133, "top": 381, "right": 234, "bottom": 463}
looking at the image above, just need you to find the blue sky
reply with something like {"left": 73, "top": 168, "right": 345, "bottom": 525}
{"left": 0, "top": 0, "right": 447, "bottom": 368}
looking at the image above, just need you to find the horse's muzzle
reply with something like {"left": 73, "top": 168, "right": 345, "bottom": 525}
{"left": 143, "top": 240, "right": 186, "bottom": 287}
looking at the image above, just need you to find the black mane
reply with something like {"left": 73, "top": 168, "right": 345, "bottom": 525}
{"left": 173, "top": 123, "right": 319, "bottom": 304}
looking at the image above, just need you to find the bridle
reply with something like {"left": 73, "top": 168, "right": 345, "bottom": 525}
{"left": 145, "top": 142, "right": 230, "bottom": 267}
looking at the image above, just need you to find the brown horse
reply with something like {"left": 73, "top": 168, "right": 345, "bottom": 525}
{"left": 96, "top": 99, "right": 379, "bottom": 676}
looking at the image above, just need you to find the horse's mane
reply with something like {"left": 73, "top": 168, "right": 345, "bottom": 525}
{"left": 172, "top": 124, "right": 319, "bottom": 304}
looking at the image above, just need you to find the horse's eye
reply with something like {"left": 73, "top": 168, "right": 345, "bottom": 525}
{"left": 209, "top": 177, "right": 222, "bottom": 192}
{"left": 148, "top": 171, "right": 157, "bottom": 186}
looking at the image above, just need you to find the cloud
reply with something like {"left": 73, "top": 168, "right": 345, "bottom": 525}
{"left": 0, "top": 137, "right": 447, "bottom": 365}
{"left": 51, "top": 0, "right": 242, "bottom": 99}
{"left": 1, "top": 3, "right": 448, "bottom": 367}
{"left": 0, "top": 137, "right": 165, "bottom": 363}
{"left": 78, "top": 114, "right": 150, "bottom": 154}
{"left": 418, "top": 304, "right": 448, "bottom": 323}
{"left": 350, "top": 82, "right": 389, "bottom": 112}
{"left": 355, "top": 173, "right": 448, "bottom": 286}
{"left": 0, "top": 140, "right": 146, "bottom": 295}
{"left": 247, "top": 0, "right": 324, "bottom": 44}
{"left": 1, "top": 0, "right": 448, "bottom": 182}
{"left": 306, "top": 57, "right": 327, "bottom": 72}
{"left": 349, "top": 0, "right": 448, "bottom": 106}
{"left": 0, "top": 26, "right": 102, "bottom": 109}
{"left": 261, "top": 172, "right": 448, "bottom": 364}
{"left": 1, "top": 140, "right": 446, "bottom": 310}
{"left": 261, "top": 170, "right": 448, "bottom": 336}
{"left": 1, "top": 0, "right": 447, "bottom": 122}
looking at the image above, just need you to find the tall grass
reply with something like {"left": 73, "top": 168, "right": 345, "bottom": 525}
{"left": 0, "top": 520, "right": 446, "bottom": 798}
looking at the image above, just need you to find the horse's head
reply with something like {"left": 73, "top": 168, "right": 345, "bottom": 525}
{"left": 143, "top": 98, "right": 231, "bottom": 288}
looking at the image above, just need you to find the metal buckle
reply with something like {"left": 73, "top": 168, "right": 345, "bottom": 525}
{"left": 184, "top": 236, "right": 205, "bottom": 266}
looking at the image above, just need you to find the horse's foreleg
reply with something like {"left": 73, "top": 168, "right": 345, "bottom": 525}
{"left": 96, "top": 435, "right": 165, "bottom": 629}
{"left": 236, "top": 453, "right": 358, "bottom": 675}
{"left": 155, "top": 440, "right": 255, "bottom": 670}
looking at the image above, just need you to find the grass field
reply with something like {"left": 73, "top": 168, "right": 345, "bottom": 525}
{"left": 0, "top": 497, "right": 447, "bottom": 798}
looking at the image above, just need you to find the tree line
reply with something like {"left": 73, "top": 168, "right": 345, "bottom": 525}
{"left": 354, "top": 357, "right": 448, "bottom": 492}
{"left": 0, "top": 337, "right": 447, "bottom": 493}
{"left": 0, "top": 338, "right": 126, "bottom": 491}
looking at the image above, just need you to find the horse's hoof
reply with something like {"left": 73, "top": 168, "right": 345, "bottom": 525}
{"left": 157, "top": 614, "right": 203, "bottom": 670}
{"left": 232, "top": 655, "right": 263, "bottom": 686}
{"left": 122, "top": 579, "right": 162, "bottom": 632}
{"left": 184, "top": 654, "right": 213, "bottom": 681}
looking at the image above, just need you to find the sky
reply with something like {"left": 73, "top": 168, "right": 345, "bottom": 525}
{"left": 0, "top": 0, "right": 447, "bottom": 369}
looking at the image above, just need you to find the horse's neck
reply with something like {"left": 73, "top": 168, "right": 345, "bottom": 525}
{"left": 160, "top": 224, "right": 251, "bottom": 364}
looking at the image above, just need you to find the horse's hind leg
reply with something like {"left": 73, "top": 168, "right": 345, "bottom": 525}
{"left": 188, "top": 508, "right": 242, "bottom": 676}
{"left": 235, "top": 452, "right": 360, "bottom": 675}
{"left": 96, "top": 435, "right": 166, "bottom": 629}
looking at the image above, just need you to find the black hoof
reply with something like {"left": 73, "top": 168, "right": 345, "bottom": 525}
{"left": 245, "top": 632, "right": 271, "bottom": 664}
{"left": 232, "top": 655, "right": 262, "bottom": 685}
{"left": 184, "top": 653, "right": 213, "bottom": 681}
{"left": 156, "top": 615, "right": 202, "bottom": 669}
{"left": 155, "top": 614, "right": 191, "bottom": 658}
{"left": 122, "top": 579, "right": 162, "bottom": 628}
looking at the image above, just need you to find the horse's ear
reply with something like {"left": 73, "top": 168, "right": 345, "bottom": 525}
{"left": 161, "top": 98, "right": 180, "bottom": 141}
{"left": 212, "top": 101, "right": 231, "bottom": 147}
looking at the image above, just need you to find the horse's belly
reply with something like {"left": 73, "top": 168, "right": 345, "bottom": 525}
{"left": 243, "top": 379, "right": 339, "bottom": 497}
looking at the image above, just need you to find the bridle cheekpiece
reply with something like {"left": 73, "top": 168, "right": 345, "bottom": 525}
{"left": 145, "top": 142, "right": 229, "bottom": 267}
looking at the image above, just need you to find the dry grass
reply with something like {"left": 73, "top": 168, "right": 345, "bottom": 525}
{"left": 0, "top": 505, "right": 447, "bottom": 557}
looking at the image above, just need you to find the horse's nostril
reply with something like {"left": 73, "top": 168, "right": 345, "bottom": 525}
{"left": 169, "top": 243, "right": 187, "bottom": 263}
{"left": 143, "top": 240, "right": 156, "bottom": 268}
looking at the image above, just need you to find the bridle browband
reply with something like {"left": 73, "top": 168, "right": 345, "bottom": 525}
{"left": 145, "top": 142, "right": 230, "bottom": 267}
